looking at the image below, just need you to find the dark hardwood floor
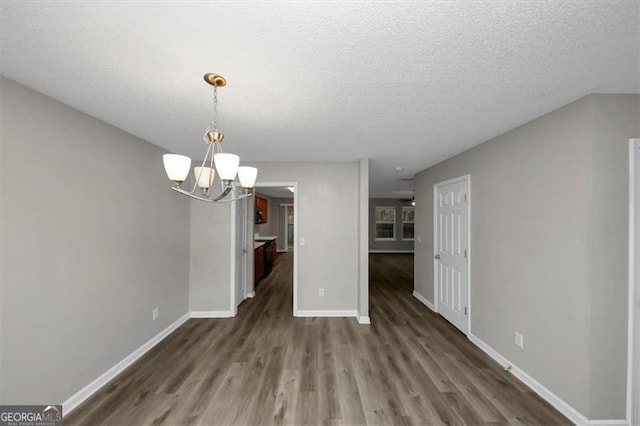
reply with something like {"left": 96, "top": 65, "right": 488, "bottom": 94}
{"left": 65, "top": 253, "right": 568, "bottom": 425}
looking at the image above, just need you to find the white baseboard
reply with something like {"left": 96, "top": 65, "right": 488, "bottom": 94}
{"left": 190, "top": 310, "right": 234, "bottom": 318}
{"left": 295, "top": 310, "right": 358, "bottom": 318}
{"left": 468, "top": 334, "right": 627, "bottom": 426}
{"left": 412, "top": 290, "right": 436, "bottom": 312}
{"left": 62, "top": 312, "right": 190, "bottom": 415}
{"left": 246, "top": 291, "right": 255, "bottom": 298}
{"left": 357, "top": 316, "right": 371, "bottom": 324}
{"left": 369, "top": 250, "right": 414, "bottom": 254}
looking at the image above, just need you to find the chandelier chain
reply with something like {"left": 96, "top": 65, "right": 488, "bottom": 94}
{"left": 210, "top": 84, "right": 219, "bottom": 132}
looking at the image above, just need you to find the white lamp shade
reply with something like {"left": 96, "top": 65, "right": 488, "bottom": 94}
{"left": 238, "top": 166, "right": 258, "bottom": 188}
{"left": 163, "top": 154, "right": 191, "bottom": 182}
{"left": 214, "top": 153, "right": 240, "bottom": 181}
{"left": 194, "top": 166, "right": 216, "bottom": 189}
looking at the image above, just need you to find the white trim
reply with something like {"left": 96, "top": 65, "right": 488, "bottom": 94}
{"left": 254, "top": 182, "right": 298, "bottom": 317}
{"left": 357, "top": 316, "right": 371, "bottom": 324}
{"left": 412, "top": 290, "right": 436, "bottom": 312}
{"left": 467, "top": 334, "right": 627, "bottom": 425}
{"left": 468, "top": 176, "right": 472, "bottom": 335}
{"left": 468, "top": 333, "right": 592, "bottom": 425}
{"left": 62, "top": 312, "right": 190, "bottom": 415}
{"left": 358, "top": 158, "right": 370, "bottom": 324}
{"left": 295, "top": 310, "right": 358, "bottom": 317}
{"left": 628, "top": 138, "right": 640, "bottom": 426}
{"left": 369, "top": 250, "right": 414, "bottom": 254}
{"left": 190, "top": 310, "right": 234, "bottom": 318}
{"left": 433, "top": 174, "right": 471, "bottom": 335}
{"left": 246, "top": 291, "right": 255, "bottom": 298}
{"left": 230, "top": 200, "right": 237, "bottom": 317}
{"left": 432, "top": 183, "right": 438, "bottom": 311}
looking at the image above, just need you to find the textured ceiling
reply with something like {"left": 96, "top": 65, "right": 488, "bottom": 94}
{"left": 2, "top": 1, "right": 639, "bottom": 197}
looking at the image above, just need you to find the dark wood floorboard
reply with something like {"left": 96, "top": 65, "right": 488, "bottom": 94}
{"left": 65, "top": 253, "right": 569, "bottom": 425}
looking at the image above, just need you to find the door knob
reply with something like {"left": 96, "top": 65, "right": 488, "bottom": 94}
{"left": 435, "top": 254, "right": 441, "bottom": 260}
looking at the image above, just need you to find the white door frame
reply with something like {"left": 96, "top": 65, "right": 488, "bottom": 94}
{"left": 628, "top": 138, "right": 640, "bottom": 425}
{"left": 252, "top": 182, "right": 299, "bottom": 316}
{"left": 229, "top": 197, "right": 250, "bottom": 316}
{"left": 433, "top": 174, "right": 471, "bottom": 335}
{"left": 233, "top": 196, "right": 249, "bottom": 308}
{"left": 230, "top": 200, "right": 237, "bottom": 315}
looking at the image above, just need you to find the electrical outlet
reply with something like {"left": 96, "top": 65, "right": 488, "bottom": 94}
{"left": 152, "top": 307, "right": 159, "bottom": 321}
{"left": 318, "top": 288, "right": 325, "bottom": 297}
{"left": 299, "top": 237, "right": 306, "bottom": 246}
{"left": 514, "top": 332, "right": 524, "bottom": 348}
{"left": 416, "top": 234, "right": 422, "bottom": 243}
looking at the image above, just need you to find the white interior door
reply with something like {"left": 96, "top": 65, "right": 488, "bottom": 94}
{"left": 434, "top": 176, "right": 470, "bottom": 334}
{"left": 235, "top": 197, "right": 248, "bottom": 307}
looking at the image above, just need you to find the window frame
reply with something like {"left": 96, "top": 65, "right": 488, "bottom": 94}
{"left": 374, "top": 206, "right": 396, "bottom": 241}
{"left": 402, "top": 206, "right": 415, "bottom": 241}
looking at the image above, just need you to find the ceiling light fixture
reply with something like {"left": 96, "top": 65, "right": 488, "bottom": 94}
{"left": 162, "top": 73, "right": 257, "bottom": 202}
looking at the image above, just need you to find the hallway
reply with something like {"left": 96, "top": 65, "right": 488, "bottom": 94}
{"left": 66, "top": 253, "right": 568, "bottom": 425}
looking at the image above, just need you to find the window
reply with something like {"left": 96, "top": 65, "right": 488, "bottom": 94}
{"left": 402, "top": 206, "right": 415, "bottom": 240}
{"left": 375, "top": 206, "right": 396, "bottom": 240}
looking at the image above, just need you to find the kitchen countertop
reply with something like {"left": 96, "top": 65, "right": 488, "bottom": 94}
{"left": 254, "top": 235, "right": 277, "bottom": 241}
{"left": 254, "top": 242, "right": 266, "bottom": 249}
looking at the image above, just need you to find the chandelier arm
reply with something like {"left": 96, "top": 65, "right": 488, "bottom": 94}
{"left": 212, "top": 184, "right": 234, "bottom": 201}
{"left": 171, "top": 186, "right": 253, "bottom": 203}
{"left": 191, "top": 141, "right": 214, "bottom": 194}
{"left": 214, "top": 142, "right": 227, "bottom": 192}
{"left": 213, "top": 188, "right": 253, "bottom": 203}
{"left": 209, "top": 143, "right": 215, "bottom": 186}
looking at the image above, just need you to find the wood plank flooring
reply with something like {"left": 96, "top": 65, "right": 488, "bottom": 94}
{"left": 65, "top": 253, "right": 569, "bottom": 425}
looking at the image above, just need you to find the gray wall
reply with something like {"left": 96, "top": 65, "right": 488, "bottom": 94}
{"left": 189, "top": 201, "right": 233, "bottom": 312}
{"left": 589, "top": 95, "right": 640, "bottom": 417}
{"left": 247, "top": 162, "right": 360, "bottom": 312}
{"left": 414, "top": 94, "right": 639, "bottom": 420}
{"left": 369, "top": 198, "right": 415, "bottom": 252}
{"left": 0, "top": 77, "right": 190, "bottom": 404}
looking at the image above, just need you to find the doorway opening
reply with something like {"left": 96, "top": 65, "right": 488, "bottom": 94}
{"left": 234, "top": 182, "right": 298, "bottom": 316}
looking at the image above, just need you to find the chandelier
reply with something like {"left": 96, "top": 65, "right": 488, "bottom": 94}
{"left": 162, "top": 73, "right": 257, "bottom": 202}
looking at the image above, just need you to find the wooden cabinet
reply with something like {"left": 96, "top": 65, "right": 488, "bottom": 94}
{"left": 255, "top": 245, "right": 265, "bottom": 282}
{"left": 254, "top": 238, "right": 277, "bottom": 285}
{"left": 270, "top": 240, "right": 277, "bottom": 263}
{"left": 255, "top": 196, "right": 268, "bottom": 224}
